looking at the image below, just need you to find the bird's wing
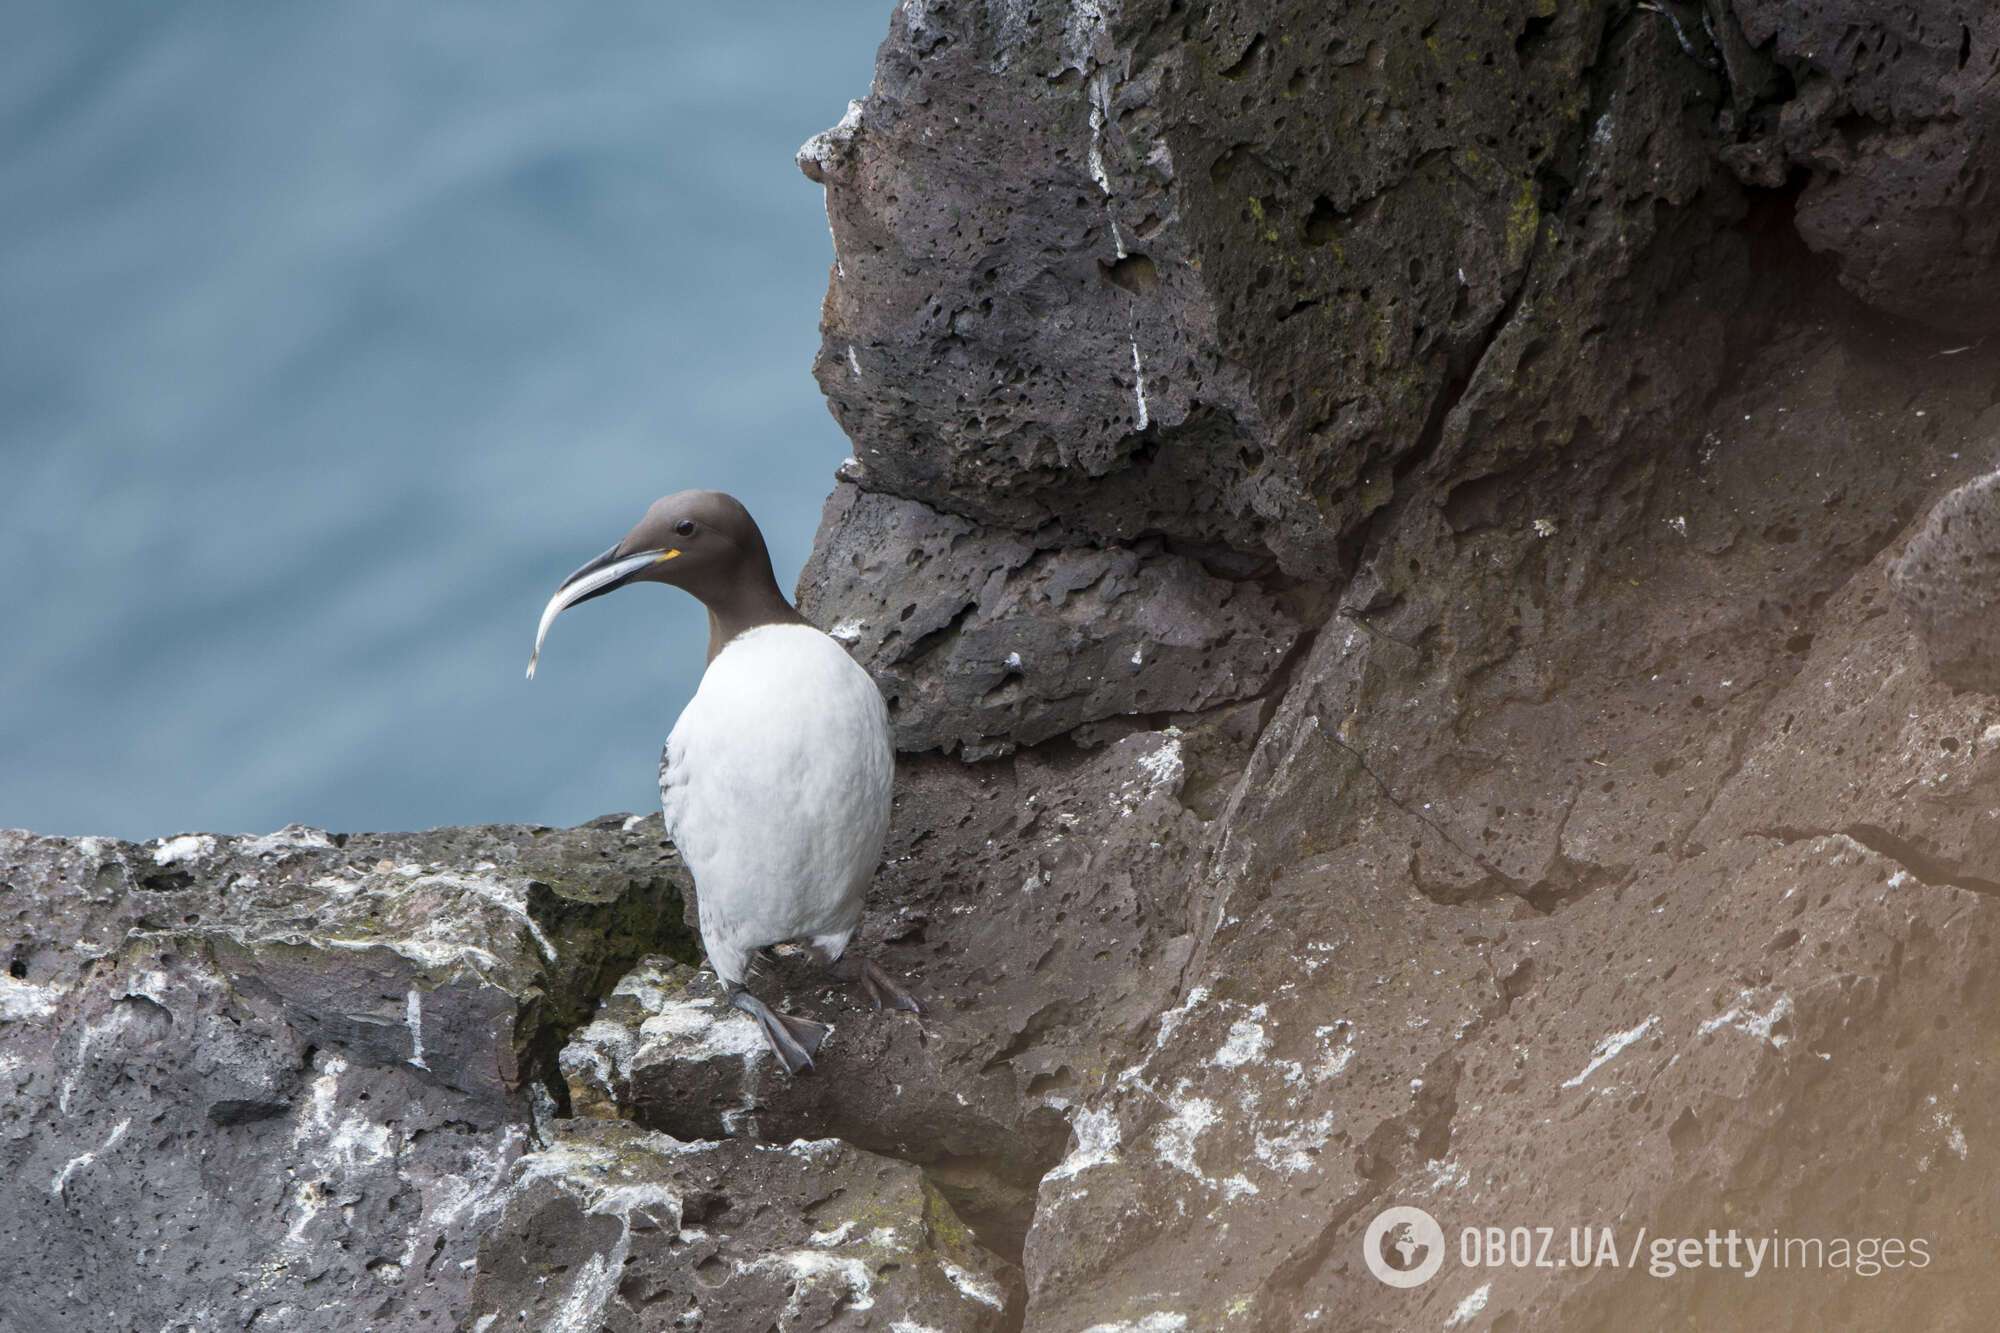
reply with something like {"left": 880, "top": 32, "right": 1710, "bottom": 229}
{"left": 659, "top": 713, "right": 691, "bottom": 848}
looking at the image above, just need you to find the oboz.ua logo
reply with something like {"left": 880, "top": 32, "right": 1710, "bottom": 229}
{"left": 1363, "top": 1205, "right": 1446, "bottom": 1288}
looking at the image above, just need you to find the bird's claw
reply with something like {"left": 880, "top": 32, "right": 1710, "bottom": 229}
{"left": 859, "top": 958, "right": 923, "bottom": 1015}
{"left": 727, "top": 986, "right": 830, "bottom": 1076}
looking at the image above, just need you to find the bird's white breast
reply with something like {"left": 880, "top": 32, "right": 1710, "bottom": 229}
{"left": 661, "top": 624, "right": 894, "bottom": 978}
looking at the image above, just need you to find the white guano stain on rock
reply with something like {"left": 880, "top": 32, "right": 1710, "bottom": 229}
{"left": 1696, "top": 992, "right": 1792, "bottom": 1048}
{"left": 1153, "top": 985, "right": 1209, "bottom": 1051}
{"left": 152, "top": 834, "right": 215, "bottom": 866}
{"left": 1208, "top": 1006, "right": 1272, "bottom": 1068}
{"left": 559, "top": 962, "right": 774, "bottom": 1137}
{"left": 51, "top": 1117, "right": 129, "bottom": 1195}
{"left": 285, "top": 1180, "right": 327, "bottom": 1244}
{"left": 562, "top": 1015, "right": 636, "bottom": 1101}
{"left": 1315, "top": 1031, "right": 1357, "bottom": 1081}
{"left": 292, "top": 1056, "right": 346, "bottom": 1145}
{"left": 513, "top": 1134, "right": 690, "bottom": 1226}
{"left": 941, "top": 1257, "right": 1006, "bottom": 1309}
{"left": 239, "top": 825, "right": 334, "bottom": 857}
{"left": 1063, "top": 0, "right": 1110, "bottom": 71}
{"left": 1153, "top": 1089, "right": 1220, "bottom": 1181}
{"left": 1135, "top": 733, "right": 1184, "bottom": 792}
{"left": 1047, "top": 1104, "right": 1122, "bottom": 1184}
{"left": 1445, "top": 1282, "right": 1491, "bottom": 1328}
{"left": 0, "top": 975, "right": 59, "bottom": 1022}
{"left": 548, "top": 1248, "right": 622, "bottom": 1333}
{"left": 1081, "top": 60, "right": 1131, "bottom": 261}
{"left": 1130, "top": 336, "right": 1150, "bottom": 427}
{"left": 409, "top": 870, "right": 558, "bottom": 962}
{"left": 513, "top": 1132, "right": 705, "bottom": 1332}
{"left": 800, "top": 99, "right": 864, "bottom": 173}
{"left": 1081, "top": 1314, "right": 1190, "bottom": 1333}
{"left": 1220, "top": 1173, "right": 1259, "bottom": 1200}
{"left": 424, "top": 1125, "right": 527, "bottom": 1231}
{"left": 809, "top": 1219, "right": 857, "bottom": 1247}
{"left": 317, "top": 932, "right": 503, "bottom": 979}
{"left": 405, "top": 988, "right": 427, "bottom": 1069}
{"left": 298, "top": 861, "right": 564, "bottom": 981}
{"left": 798, "top": 99, "right": 864, "bottom": 275}
{"left": 1925, "top": 1096, "right": 1969, "bottom": 1162}
{"left": 872, "top": 1222, "right": 915, "bottom": 1250}
{"left": 785, "top": 1136, "right": 845, "bottom": 1160}
{"left": 606, "top": 959, "right": 678, "bottom": 1011}
{"left": 61, "top": 1005, "right": 151, "bottom": 1114}
{"left": 283, "top": 1051, "right": 397, "bottom": 1244}
{"left": 322, "top": 1114, "right": 393, "bottom": 1172}
{"left": 1560, "top": 1015, "right": 1659, "bottom": 1089}
{"left": 1425, "top": 1156, "right": 1471, "bottom": 1193}
{"left": 748, "top": 1249, "right": 878, "bottom": 1320}
{"left": 637, "top": 996, "right": 768, "bottom": 1064}
{"left": 1254, "top": 1111, "right": 1336, "bottom": 1176}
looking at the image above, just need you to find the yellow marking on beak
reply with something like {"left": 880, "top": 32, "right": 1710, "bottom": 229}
{"left": 655, "top": 549, "right": 682, "bottom": 562}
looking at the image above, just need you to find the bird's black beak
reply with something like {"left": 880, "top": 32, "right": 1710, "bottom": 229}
{"left": 559, "top": 543, "right": 647, "bottom": 609}
{"left": 526, "top": 542, "right": 682, "bottom": 679}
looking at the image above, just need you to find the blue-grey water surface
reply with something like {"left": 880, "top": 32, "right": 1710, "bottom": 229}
{"left": 0, "top": 3, "right": 888, "bottom": 838}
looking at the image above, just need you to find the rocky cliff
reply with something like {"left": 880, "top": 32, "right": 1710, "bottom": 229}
{"left": 8, "top": 1, "right": 2000, "bottom": 1329}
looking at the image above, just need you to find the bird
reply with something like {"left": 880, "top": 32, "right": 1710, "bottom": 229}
{"left": 527, "top": 489, "right": 918, "bottom": 1074}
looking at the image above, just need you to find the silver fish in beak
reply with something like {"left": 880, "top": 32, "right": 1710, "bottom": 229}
{"left": 526, "top": 544, "right": 680, "bottom": 679}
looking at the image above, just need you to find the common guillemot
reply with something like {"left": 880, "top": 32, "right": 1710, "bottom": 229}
{"left": 528, "top": 489, "right": 919, "bottom": 1074}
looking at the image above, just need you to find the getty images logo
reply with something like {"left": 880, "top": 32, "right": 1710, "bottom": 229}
{"left": 1363, "top": 1205, "right": 1447, "bottom": 1288}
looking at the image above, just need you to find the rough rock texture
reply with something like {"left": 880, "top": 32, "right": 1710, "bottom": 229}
{"left": 0, "top": 818, "right": 692, "bottom": 1331}
{"left": 561, "top": 721, "right": 1238, "bottom": 1257}
{"left": 19, "top": 1, "right": 2000, "bottom": 1329}
{"left": 1890, "top": 469, "right": 2000, "bottom": 694}
{"left": 805, "top": 0, "right": 1736, "bottom": 588}
{"left": 1717, "top": 0, "right": 2000, "bottom": 332}
{"left": 466, "top": 1120, "right": 1015, "bottom": 1332}
{"left": 801, "top": 483, "right": 1307, "bottom": 755}
{"left": 778, "top": 0, "right": 2000, "bottom": 1328}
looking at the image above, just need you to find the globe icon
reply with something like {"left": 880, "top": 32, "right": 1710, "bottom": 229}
{"left": 1362, "top": 1205, "right": 1446, "bottom": 1287}
{"left": 1382, "top": 1222, "right": 1430, "bottom": 1271}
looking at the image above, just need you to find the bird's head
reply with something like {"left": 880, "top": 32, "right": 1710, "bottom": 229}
{"left": 527, "top": 489, "right": 784, "bottom": 678}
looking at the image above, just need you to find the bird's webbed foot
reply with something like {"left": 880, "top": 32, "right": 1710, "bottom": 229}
{"left": 726, "top": 984, "right": 829, "bottom": 1076}
{"left": 861, "top": 958, "right": 924, "bottom": 1014}
{"left": 824, "top": 952, "right": 923, "bottom": 1015}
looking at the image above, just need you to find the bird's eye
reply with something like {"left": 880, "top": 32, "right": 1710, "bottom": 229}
{"left": 674, "top": 519, "right": 696, "bottom": 537}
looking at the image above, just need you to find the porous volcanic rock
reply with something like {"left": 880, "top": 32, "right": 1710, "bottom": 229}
{"left": 1889, "top": 468, "right": 2000, "bottom": 695}
{"left": 0, "top": 818, "right": 690, "bottom": 1331}
{"left": 800, "top": 482, "right": 1307, "bottom": 755}
{"left": 23, "top": 0, "right": 2000, "bottom": 1328}
{"left": 563, "top": 720, "right": 1239, "bottom": 1257}
{"left": 1719, "top": 0, "right": 2000, "bottom": 333}
{"left": 807, "top": 0, "right": 1744, "bottom": 584}
{"left": 465, "top": 1119, "right": 1017, "bottom": 1332}
{"left": 781, "top": 0, "right": 2000, "bottom": 1328}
